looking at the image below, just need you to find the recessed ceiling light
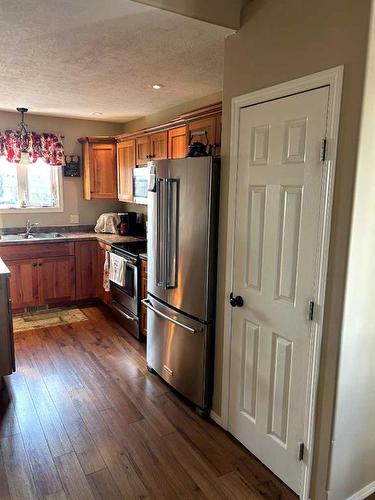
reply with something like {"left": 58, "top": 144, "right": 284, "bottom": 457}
{"left": 151, "top": 83, "right": 164, "bottom": 90}
{"left": 92, "top": 112, "right": 103, "bottom": 116}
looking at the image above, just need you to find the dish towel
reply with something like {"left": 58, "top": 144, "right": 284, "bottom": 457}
{"left": 103, "top": 251, "right": 110, "bottom": 292}
{"left": 109, "top": 252, "right": 127, "bottom": 287}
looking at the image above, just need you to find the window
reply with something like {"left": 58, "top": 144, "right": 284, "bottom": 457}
{"left": 0, "top": 157, "right": 61, "bottom": 210}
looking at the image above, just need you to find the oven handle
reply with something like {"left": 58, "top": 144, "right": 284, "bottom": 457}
{"left": 109, "top": 252, "right": 137, "bottom": 270}
{"left": 111, "top": 302, "right": 136, "bottom": 321}
{"left": 141, "top": 299, "right": 198, "bottom": 334}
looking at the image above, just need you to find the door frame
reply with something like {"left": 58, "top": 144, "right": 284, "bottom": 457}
{"left": 221, "top": 66, "right": 344, "bottom": 499}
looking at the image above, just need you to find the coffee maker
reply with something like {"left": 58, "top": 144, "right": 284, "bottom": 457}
{"left": 118, "top": 212, "right": 137, "bottom": 236}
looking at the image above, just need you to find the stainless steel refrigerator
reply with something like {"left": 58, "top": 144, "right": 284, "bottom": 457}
{"left": 143, "top": 157, "right": 220, "bottom": 417}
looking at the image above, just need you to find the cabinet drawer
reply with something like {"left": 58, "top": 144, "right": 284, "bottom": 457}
{"left": 0, "top": 242, "right": 75, "bottom": 261}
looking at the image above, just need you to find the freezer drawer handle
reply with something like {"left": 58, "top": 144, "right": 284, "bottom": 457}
{"left": 141, "top": 299, "right": 198, "bottom": 334}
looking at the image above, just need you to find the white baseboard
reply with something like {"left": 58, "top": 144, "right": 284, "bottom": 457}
{"left": 210, "top": 410, "right": 224, "bottom": 427}
{"left": 345, "top": 481, "right": 375, "bottom": 500}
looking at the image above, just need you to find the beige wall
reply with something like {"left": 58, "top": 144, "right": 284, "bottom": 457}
{"left": 0, "top": 111, "right": 124, "bottom": 229}
{"left": 327, "top": 2, "right": 375, "bottom": 498}
{"left": 216, "top": 0, "right": 371, "bottom": 497}
{"left": 122, "top": 91, "right": 222, "bottom": 133}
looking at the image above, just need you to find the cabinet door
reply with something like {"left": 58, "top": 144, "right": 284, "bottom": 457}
{"left": 149, "top": 131, "right": 168, "bottom": 160}
{"left": 117, "top": 140, "right": 135, "bottom": 202}
{"left": 38, "top": 256, "right": 75, "bottom": 305}
{"left": 90, "top": 143, "right": 117, "bottom": 199}
{"left": 97, "top": 242, "right": 112, "bottom": 305}
{"left": 187, "top": 116, "right": 217, "bottom": 149}
{"left": 136, "top": 135, "right": 150, "bottom": 165}
{"left": 75, "top": 241, "right": 99, "bottom": 300}
{"left": 168, "top": 126, "right": 187, "bottom": 159}
{"left": 6, "top": 259, "right": 39, "bottom": 310}
{"left": 140, "top": 304, "right": 147, "bottom": 336}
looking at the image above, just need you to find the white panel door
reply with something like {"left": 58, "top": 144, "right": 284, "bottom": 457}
{"left": 228, "top": 86, "right": 330, "bottom": 495}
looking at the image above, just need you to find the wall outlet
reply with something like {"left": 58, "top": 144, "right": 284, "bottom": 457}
{"left": 70, "top": 214, "right": 80, "bottom": 224}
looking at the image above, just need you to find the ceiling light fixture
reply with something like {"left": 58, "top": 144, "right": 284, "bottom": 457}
{"left": 151, "top": 83, "right": 164, "bottom": 90}
{"left": 16, "top": 107, "right": 31, "bottom": 166}
{"left": 92, "top": 112, "right": 103, "bottom": 116}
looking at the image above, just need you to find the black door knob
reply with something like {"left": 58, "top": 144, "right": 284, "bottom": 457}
{"left": 230, "top": 293, "right": 244, "bottom": 307}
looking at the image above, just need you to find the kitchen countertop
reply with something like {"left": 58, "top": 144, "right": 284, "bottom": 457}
{"left": 0, "top": 232, "right": 144, "bottom": 246}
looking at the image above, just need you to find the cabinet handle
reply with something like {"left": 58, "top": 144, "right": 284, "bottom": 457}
{"left": 33, "top": 263, "right": 37, "bottom": 267}
{"left": 39, "top": 263, "right": 42, "bottom": 267}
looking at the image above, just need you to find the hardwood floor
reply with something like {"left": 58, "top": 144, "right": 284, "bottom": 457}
{"left": 0, "top": 306, "right": 297, "bottom": 500}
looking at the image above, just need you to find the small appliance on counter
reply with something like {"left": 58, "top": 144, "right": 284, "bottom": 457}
{"left": 95, "top": 213, "right": 120, "bottom": 234}
{"left": 118, "top": 212, "right": 137, "bottom": 236}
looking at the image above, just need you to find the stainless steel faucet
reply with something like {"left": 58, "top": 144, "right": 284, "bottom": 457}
{"left": 25, "top": 219, "right": 39, "bottom": 237}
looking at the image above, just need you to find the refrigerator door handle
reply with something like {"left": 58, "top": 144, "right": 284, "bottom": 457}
{"left": 142, "top": 299, "right": 199, "bottom": 334}
{"left": 166, "top": 178, "right": 178, "bottom": 289}
{"left": 156, "top": 178, "right": 166, "bottom": 289}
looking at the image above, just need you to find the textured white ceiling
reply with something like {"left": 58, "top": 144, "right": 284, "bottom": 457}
{"left": 0, "top": 0, "right": 231, "bottom": 122}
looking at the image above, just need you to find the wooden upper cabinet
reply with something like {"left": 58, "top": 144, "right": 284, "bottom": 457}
{"left": 136, "top": 135, "right": 150, "bottom": 165}
{"left": 75, "top": 241, "right": 99, "bottom": 300}
{"left": 186, "top": 116, "right": 218, "bottom": 151}
{"left": 149, "top": 131, "right": 167, "bottom": 160}
{"left": 79, "top": 138, "right": 117, "bottom": 200}
{"left": 168, "top": 126, "right": 187, "bottom": 159}
{"left": 117, "top": 139, "right": 135, "bottom": 202}
{"left": 38, "top": 256, "right": 75, "bottom": 305}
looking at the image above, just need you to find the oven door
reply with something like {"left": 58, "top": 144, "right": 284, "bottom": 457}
{"left": 110, "top": 256, "right": 138, "bottom": 315}
{"left": 110, "top": 257, "right": 139, "bottom": 337}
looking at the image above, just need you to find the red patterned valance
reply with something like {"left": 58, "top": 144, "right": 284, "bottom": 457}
{"left": 0, "top": 130, "right": 65, "bottom": 166}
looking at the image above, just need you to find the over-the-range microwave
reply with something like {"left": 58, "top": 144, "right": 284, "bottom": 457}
{"left": 133, "top": 165, "right": 150, "bottom": 205}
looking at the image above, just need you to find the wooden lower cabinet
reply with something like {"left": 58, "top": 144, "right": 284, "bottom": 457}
{"left": 140, "top": 305, "right": 147, "bottom": 336}
{"left": 97, "top": 241, "right": 112, "bottom": 305}
{"left": 5, "top": 255, "right": 75, "bottom": 310}
{"left": 38, "top": 256, "right": 75, "bottom": 305}
{"left": 75, "top": 241, "right": 98, "bottom": 300}
{"left": 140, "top": 258, "right": 148, "bottom": 336}
{"left": 6, "top": 259, "right": 39, "bottom": 309}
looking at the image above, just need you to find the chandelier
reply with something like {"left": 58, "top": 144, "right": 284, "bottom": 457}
{"left": 16, "top": 107, "right": 32, "bottom": 165}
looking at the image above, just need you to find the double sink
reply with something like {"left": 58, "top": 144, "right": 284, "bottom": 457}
{"left": 0, "top": 232, "right": 64, "bottom": 241}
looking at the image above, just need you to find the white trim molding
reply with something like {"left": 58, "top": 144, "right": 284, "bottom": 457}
{"left": 221, "top": 66, "right": 344, "bottom": 500}
{"left": 328, "top": 481, "right": 375, "bottom": 500}
{"left": 209, "top": 410, "right": 224, "bottom": 427}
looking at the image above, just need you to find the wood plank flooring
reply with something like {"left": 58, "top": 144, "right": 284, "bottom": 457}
{"left": 0, "top": 305, "right": 297, "bottom": 500}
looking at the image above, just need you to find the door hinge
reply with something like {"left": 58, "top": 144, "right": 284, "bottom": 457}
{"left": 308, "top": 301, "right": 315, "bottom": 321}
{"left": 298, "top": 442, "right": 305, "bottom": 461}
{"left": 320, "top": 138, "right": 327, "bottom": 162}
